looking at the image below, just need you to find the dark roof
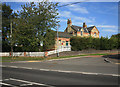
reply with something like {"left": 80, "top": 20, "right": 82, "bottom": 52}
{"left": 71, "top": 25, "right": 82, "bottom": 31}
{"left": 87, "top": 26, "right": 95, "bottom": 32}
{"left": 83, "top": 28, "right": 89, "bottom": 33}
{"left": 71, "top": 25, "right": 95, "bottom": 33}
{"left": 58, "top": 32, "right": 72, "bottom": 38}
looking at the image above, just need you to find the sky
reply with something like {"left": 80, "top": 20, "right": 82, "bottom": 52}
{"left": 4, "top": 1, "right": 119, "bottom": 38}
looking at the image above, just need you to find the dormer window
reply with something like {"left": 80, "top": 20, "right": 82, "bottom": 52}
{"left": 94, "top": 32, "right": 96, "bottom": 37}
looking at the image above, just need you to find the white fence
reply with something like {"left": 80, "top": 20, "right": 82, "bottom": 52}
{"left": 0, "top": 46, "right": 71, "bottom": 57}
{"left": 0, "top": 52, "right": 9, "bottom": 56}
{"left": 26, "top": 52, "right": 44, "bottom": 57}
{"left": 0, "top": 52, "right": 44, "bottom": 57}
{"left": 47, "top": 46, "right": 71, "bottom": 55}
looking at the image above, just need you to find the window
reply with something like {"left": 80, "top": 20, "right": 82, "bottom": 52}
{"left": 66, "top": 41, "right": 68, "bottom": 46}
{"left": 94, "top": 32, "right": 96, "bottom": 37}
{"left": 59, "top": 40, "right": 61, "bottom": 43}
{"left": 81, "top": 31, "right": 83, "bottom": 36}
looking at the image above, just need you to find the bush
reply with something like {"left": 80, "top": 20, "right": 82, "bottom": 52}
{"left": 70, "top": 36, "right": 118, "bottom": 51}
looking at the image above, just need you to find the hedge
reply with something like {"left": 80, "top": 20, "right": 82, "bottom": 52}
{"left": 70, "top": 36, "right": 119, "bottom": 51}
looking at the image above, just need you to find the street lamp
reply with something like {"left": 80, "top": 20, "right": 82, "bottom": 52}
{"left": 10, "top": 20, "right": 13, "bottom": 58}
{"left": 57, "top": 24, "right": 59, "bottom": 57}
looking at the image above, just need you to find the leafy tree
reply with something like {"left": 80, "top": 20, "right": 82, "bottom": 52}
{"left": 13, "top": 1, "right": 59, "bottom": 51}
{"left": 2, "top": 3, "right": 13, "bottom": 52}
{"left": 110, "top": 33, "right": 119, "bottom": 49}
{"left": 43, "top": 29, "right": 56, "bottom": 51}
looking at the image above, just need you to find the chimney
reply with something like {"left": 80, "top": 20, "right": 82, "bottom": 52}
{"left": 67, "top": 18, "right": 72, "bottom": 26}
{"left": 83, "top": 22, "right": 87, "bottom": 28}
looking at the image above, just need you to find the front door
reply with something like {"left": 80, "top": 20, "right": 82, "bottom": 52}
{"left": 66, "top": 41, "right": 68, "bottom": 46}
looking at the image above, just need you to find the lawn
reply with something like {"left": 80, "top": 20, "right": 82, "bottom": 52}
{"left": 1, "top": 53, "right": 113, "bottom": 62}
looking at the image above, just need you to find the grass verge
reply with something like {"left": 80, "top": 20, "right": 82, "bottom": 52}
{"left": 0, "top": 53, "right": 117, "bottom": 62}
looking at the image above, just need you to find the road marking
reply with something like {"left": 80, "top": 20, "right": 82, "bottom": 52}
{"left": 27, "top": 61, "right": 42, "bottom": 62}
{"left": 115, "top": 63, "right": 120, "bottom": 64}
{"left": 0, "top": 82, "right": 17, "bottom": 87}
{"left": 20, "top": 83, "right": 33, "bottom": 86}
{"left": 1, "top": 65, "right": 120, "bottom": 77}
{"left": 9, "top": 78, "right": 54, "bottom": 87}
{"left": 2, "top": 78, "right": 10, "bottom": 81}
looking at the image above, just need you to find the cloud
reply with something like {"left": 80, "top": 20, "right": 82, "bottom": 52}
{"left": 59, "top": 10, "right": 95, "bottom": 24}
{"left": 59, "top": 18, "right": 67, "bottom": 22}
{"left": 67, "top": 4, "right": 89, "bottom": 14}
{"left": 59, "top": 11, "right": 72, "bottom": 18}
{"left": 96, "top": 25, "right": 117, "bottom": 28}
{"left": 73, "top": 16, "right": 95, "bottom": 23}
{"left": 72, "top": 21, "right": 83, "bottom": 25}
{"left": 102, "top": 29, "right": 118, "bottom": 32}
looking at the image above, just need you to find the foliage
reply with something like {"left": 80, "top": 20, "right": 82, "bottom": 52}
{"left": 43, "top": 29, "right": 56, "bottom": 51}
{"left": 2, "top": 3, "right": 13, "bottom": 52}
{"left": 4, "top": 1, "right": 59, "bottom": 52}
{"left": 70, "top": 35, "right": 119, "bottom": 51}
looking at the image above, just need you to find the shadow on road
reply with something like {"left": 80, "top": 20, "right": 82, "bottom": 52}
{"left": 102, "top": 54, "right": 120, "bottom": 63}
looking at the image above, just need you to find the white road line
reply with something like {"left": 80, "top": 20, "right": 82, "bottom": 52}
{"left": 3, "top": 78, "right": 10, "bottom": 81}
{"left": 10, "top": 78, "right": 54, "bottom": 87}
{"left": 20, "top": 83, "right": 33, "bottom": 86}
{"left": 2, "top": 65, "right": 120, "bottom": 77}
{"left": 0, "top": 82, "right": 17, "bottom": 87}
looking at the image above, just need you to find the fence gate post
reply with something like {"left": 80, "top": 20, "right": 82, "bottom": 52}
{"left": 24, "top": 52, "right": 26, "bottom": 56}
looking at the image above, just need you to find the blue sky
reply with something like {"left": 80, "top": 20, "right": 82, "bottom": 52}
{"left": 5, "top": 2, "right": 118, "bottom": 38}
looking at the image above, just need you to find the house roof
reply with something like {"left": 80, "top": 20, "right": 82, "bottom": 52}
{"left": 71, "top": 25, "right": 82, "bottom": 31}
{"left": 58, "top": 32, "right": 72, "bottom": 38}
{"left": 83, "top": 28, "right": 89, "bottom": 33}
{"left": 87, "top": 26, "right": 95, "bottom": 32}
{"left": 71, "top": 25, "right": 96, "bottom": 33}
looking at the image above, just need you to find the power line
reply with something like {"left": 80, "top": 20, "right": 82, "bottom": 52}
{"left": 57, "top": 0, "right": 89, "bottom": 7}
{"left": 58, "top": 2, "right": 82, "bottom": 7}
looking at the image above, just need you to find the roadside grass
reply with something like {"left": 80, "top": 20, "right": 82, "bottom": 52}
{"left": 1, "top": 56, "right": 44, "bottom": 62}
{"left": 47, "top": 53, "right": 109, "bottom": 60}
{"left": 0, "top": 53, "right": 115, "bottom": 62}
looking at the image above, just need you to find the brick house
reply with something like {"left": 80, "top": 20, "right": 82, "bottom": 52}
{"left": 55, "top": 18, "right": 99, "bottom": 50}
{"left": 55, "top": 32, "right": 72, "bottom": 50}
{"left": 64, "top": 18, "right": 99, "bottom": 38}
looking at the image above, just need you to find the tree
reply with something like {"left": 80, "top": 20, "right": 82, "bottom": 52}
{"left": 2, "top": 3, "right": 13, "bottom": 52}
{"left": 13, "top": 1, "right": 59, "bottom": 51}
{"left": 43, "top": 29, "right": 56, "bottom": 51}
{"left": 110, "top": 33, "right": 120, "bottom": 49}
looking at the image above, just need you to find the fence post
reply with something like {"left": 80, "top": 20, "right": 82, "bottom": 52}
{"left": 24, "top": 52, "right": 26, "bottom": 56}
{"left": 44, "top": 52, "right": 48, "bottom": 58}
{"left": 9, "top": 52, "right": 11, "bottom": 56}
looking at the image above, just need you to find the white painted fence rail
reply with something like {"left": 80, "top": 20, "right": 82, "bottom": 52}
{"left": 0, "top": 52, "right": 9, "bottom": 56}
{"left": 0, "top": 52, "right": 44, "bottom": 57}
{"left": 47, "top": 46, "right": 71, "bottom": 55}
{"left": 26, "top": 52, "right": 44, "bottom": 57}
{"left": 0, "top": 46, "right": 71, "bottom": 57}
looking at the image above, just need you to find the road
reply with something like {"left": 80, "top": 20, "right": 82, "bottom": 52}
{"left": 1, "top": 56, "right": 119, "bottom": 86}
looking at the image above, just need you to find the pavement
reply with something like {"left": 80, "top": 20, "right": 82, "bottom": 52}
{"left": 1, "top": 55, "right": 119, "bottom": 86}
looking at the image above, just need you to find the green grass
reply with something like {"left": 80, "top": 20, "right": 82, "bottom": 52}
{"left": 1, "top": 56, "right": 44, "bottom": 62}
{"left": 47, "top": 53, "right": 109, "bottom": 60}
{"left": 0, "top": 52, "right": 116, "bottom": 62}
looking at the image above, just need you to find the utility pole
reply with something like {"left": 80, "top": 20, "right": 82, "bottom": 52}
{"left": 57, "top": 24, "right": 59, "bottom": 57}
{"left": 10, "top": 21, "right": 13, "bottom": 58}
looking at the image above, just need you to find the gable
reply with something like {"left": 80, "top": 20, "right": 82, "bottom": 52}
{"left": 91, "top": 26, "right": 99, "bottom": 33}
